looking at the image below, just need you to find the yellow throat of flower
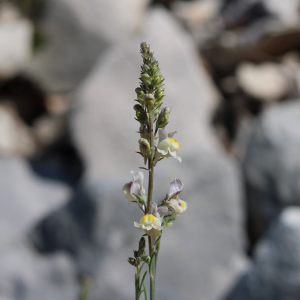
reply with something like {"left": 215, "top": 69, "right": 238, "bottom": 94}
{"left": 141, "top": 214, "right": 157, "bottom": 223}
{"left": 167, "top": 138, "right": 180, "bottom": 150}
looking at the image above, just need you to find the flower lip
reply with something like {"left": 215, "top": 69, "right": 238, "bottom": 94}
{"left": 156, "top": 129, "right": 181, "bottom": 163}
{"left": 169, "top": 198, "right": 187, "bottom": 214}
{"left": 134, "top": 213, "right": 163, "bottom": 236}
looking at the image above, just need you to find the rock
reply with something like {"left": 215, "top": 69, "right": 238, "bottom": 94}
{"left": 0, "top": 104, "right": 35, "bottom": 156}
{"left": 263, "top": 0, "right": 300, "bottom": 27}
{"left": 236, "top": 62, "right": 290, "bottom": 102}
{"left": 171, "top": 0, "right": 221, "bottom": 30}
{"left": 0, "top": 240, "right": 77, "bottom": 300}
{"left": 224, "top": 207, "right": 300, "bottom": 300}
{"left": 0, "top": 157, "right": 70, "bottom": 252}
{"left": 243, "top": 99, "right": 300, "bottom": 247}
{"left": 28, "top": 0, "right": 150, "bottom": 92}
{"left": 0, "top": 3, "right": 33, "bottom": 78}
{"left": 30, "top": 185, "right": 99, "bottom": 274}
{"left": 29, "top": 132, "right": 85, "bottom": 187}
{"left": 57, "top": 6, "right": 246, "bottom": 300}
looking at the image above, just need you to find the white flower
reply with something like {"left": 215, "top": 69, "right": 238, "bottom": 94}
{"left": 134, "top": 214, "right": 163, "bottom": 236}
{"left": 167, "top": 178, "right": 187, "bottom": 214}
{"left": 169, "top": 198, "right": 187, "bottom": 213}
{"left": 122, "top": 171, "right": 146, "bottom": 205}
{"left": 134, "top": 202, "right": 168, "bottom": 237}
{"left": 156, "top": 129, "right": 181, "bottom": 162}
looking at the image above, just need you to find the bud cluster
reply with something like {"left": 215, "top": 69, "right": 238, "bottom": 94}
{"left": 134, "top": 43, "right": 176, "bottom": 164}
{"left": 128, "top": 237, "right": 150, "bottom": 267}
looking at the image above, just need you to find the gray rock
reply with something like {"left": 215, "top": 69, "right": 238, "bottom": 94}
{"left": 0, "top": 240, "right": 77, "bottom": 300}
{"left": 28, "top": 0, "right": 149, "bottom": 92}
{"left": 0, "top": 157, "right": 70, "bottom": 253}
{"left": 224, "top": 207, "right": 300, "bottom": 300}
{"left": 236, "top": 62, "right": 290, "bottom": 102}
{"left": 243, "top": 100, "right": 300, "bottom": 245}
{"left": 0, "top": 3, "right": 33, "bottom": 78}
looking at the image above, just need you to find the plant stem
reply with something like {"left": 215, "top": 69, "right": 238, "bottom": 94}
{"left": 135, "top": 265, "right": 140, "bottom": 300}
{"left": 147, "top": 113, "right": 154, "bottom": 214}
{"left": 154, "top": 232, "right": 162, "bottom": 271}
{"left": 147, "top": 112, "right": 155, "bottom": 300}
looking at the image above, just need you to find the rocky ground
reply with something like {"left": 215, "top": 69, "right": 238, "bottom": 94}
{"left": 1, "top": 0, "right": 300, "bottom": 300}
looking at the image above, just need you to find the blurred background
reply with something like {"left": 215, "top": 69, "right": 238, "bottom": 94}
{"left": 1, "top": 0, "right": 300, "bottom": 299}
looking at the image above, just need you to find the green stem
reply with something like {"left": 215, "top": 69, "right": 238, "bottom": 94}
{"left": 147, "top": 112, "right": 155, "bottom": 300}
{"left": 154, "top": 232, "right": 162, "bottom": 271}
{"left": 135, "top": 265, "right": 140, "bottom": 300}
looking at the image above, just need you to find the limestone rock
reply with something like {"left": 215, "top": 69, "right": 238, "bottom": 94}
{"left": 28, "top": 0, "right": 150, "bottom": 92}
{"left": 236, "top": 62, "right": 290, "bottom": 102}
{"left": 0, "top": 4, "right": 33, "bottom": 77}
{"left": 0, "top": 240, "right": 77, "bottom": 300}
{"left": 243, "top": 99, "right": 300, "bottom": 245}
{"left": 0, "top": 157, "right": 70, "bottom": 252}
{"left": 224, "top": 207, "right": 300, "bottom": 300}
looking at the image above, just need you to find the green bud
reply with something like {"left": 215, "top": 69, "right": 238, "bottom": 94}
{"left": 156, "top": 106, "right": 171, "bottom": 130}
{"left": 140, "top": 42, "right": 149, "bottom": 55}
{"left": 139, "top": 125, "right": 149, "bottom": 140}
{"left": 144, "top": 93, "right": 155, "bottom": 110}
{"left": 151, "top": 65, "right": 158, "bottom": 75}
{"left": 155, "top": 87, "right": 164, "bottom": 98}
{"left": 138, "top": 237, "right": 146, "bottom": 255}
{"left": 154, "top": 99, "right": 163, "bottom": 110}
{"left": 134, "top": 104, "right": 148, "bottom": 124}
{"left": 140, "top": 74, "right": 151, "bottom": 86}
{"left": 139, "top": 138, "right": 150, "bottom": 159}
{"left": 128, "top": 257, "right": 136, "bottom": 266}
{"left": 135, "top": 87, "right": 144, "bottom": 97}
{"left": 153, "top": 75, "right": 164, "bottom": 87}
{"left": 142, "top": 256, "right": 151, "bottom": 264}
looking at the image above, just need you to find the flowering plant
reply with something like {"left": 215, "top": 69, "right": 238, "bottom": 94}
{"left": 122, "top": 43, "right": 187, "bottom": 300}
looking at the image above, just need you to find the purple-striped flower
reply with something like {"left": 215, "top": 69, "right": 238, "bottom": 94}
{"left": 122, "top": 171, "right": 146, "bottom": 205}
{"left": 167, "top": 179, "right": 187, "bottom": 214}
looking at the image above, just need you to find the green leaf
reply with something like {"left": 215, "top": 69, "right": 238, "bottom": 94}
{"left": 135, "top": 273, "right": 138, "bottom": 290}
{"left": 140, "top": 271, "right": 148, "bottom": 288}
{"left": 143, "top": 283, "right": 148, "bottom": 300}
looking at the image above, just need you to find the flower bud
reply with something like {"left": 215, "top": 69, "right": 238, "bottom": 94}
{"left": 142, "top": 256, "right": 151, "bottom": 264}
{"left": 134, "top": 104, "right": 148, "bottom": 124}
{"left": 140, "top": 42, "right": 149, "bottom": 55}
{"left": 128, "top": 257, "right": 136, "bottom": 266}
{"left": 135, "top": 87, "right": 144, "bottom": 97}
{"left": 153, "top": 74, "right": 164, "bottom": 87}
{"left": 156, "top": 106, "right": 171, "bottom": 130}
{"left": 154, "top": 99, "right": 163, "bottom": 110}
{"left": 155, "top": 87, "right": 164, "bottom": 98}
{"left": 139, "top": 138, "right": 151, "bottom": 160}
{"left": 151, "top": 65, "right": 158, "bottom": 75}
{"left": 144, "top": 93, "right": 155, "bottom": 110}
{"left": 138, "top": 237, "right": 146, "bottom": 254}
{"left": 140, "top": 74, "right": 151, "bottom": 86}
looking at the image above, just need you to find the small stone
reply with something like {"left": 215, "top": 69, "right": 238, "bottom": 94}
{"left": 236, "top": 62, "right": 290, "bottom": 102}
